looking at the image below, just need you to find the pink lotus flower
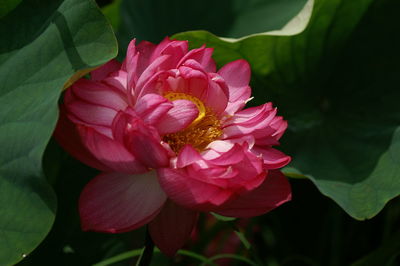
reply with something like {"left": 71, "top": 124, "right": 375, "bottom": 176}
{"left": 55, "top": 37, "right": 291, "bottom": 256}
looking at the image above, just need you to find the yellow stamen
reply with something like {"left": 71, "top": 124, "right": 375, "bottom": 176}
{"left": 163, "top": 92, "right": 222, "bottom": 153}
{"left": 164, "top": 92, "right": 206, "bottom": 126}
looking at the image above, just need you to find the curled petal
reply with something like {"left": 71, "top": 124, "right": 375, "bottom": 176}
{"left": 91, "top": 59, "right": 121, "bottom": 81}
{"left": 208, "top": 144, "right": 245, "bottom": 166}
{"left": 176, "top": 145, "right": 203, "bottom": 168}
{"left": 218, "top": 59, "right": 251, "bottom": 114}
{"left": 65, "top": 85, "right": 118, "bottom": 134}
{"left": 123, "top": 119, "right": 170, "bottom": 168}
{"left": 67, "top": 101, "right": 117, "bottom": 128}
{"left": 205, "top": 140, "right": 235, "bottom": 154}
{"left": 135, "top": 93, "right": 173, "bottom": 125}
{"left": 251, "top": 116, "right": 288, "bottom": 145}
{"left": 224, "top": 102, "right": 273, "bottom": 125}
{"left": 206, "top": 136, "right": 256, "bottom": 154}
{"left": 156, "top": 99, "right": 199, "bottom": 135}
{"left": 103, "top": 70, "right": 130, "bottom": 97}
{"left": 149, "top": 201, "right": 198, "bottom": 256}
{"left": 126, "top": 39, "right": 139, "bottom": 91}
{"left": 188, "top": 166, "right": 240, "bottom": 190}
{"left": 218, "top": 59, "right": 250, "bottom": 90}
{"left": 54, "top": 106, "right": 110, "bottom": 171}
{"left": 204, "top": 79, "right": 229, "bottom": 115}
{"left": 215, "top": 170, "right": 291, "bottom": 217}
{"left": 205, "top": 144, "right": 265, "bottom": 191}
{"left": 178, "top": 46, "right": 216, "bottom": 72}
{"left": 77, "top": 125, "right": 148, "bottom": 174}
{"left": 135, "top": 55, "right": 171, "bottom": 98}
{"left": 177, "top": 64, "right": 209, "bottom": 100}
{"left": 173, "top": 143, "right": 265, "bottom": 197}
{"left": 149, "top": 37, "right": 171, "bottom": 59}
{"left": 80, "top": 171, "right": 167, "bottom": 233}
{"left": 271, "top": 116, "right": 288, "bottom": 140}
{"left": 69, "top": 79, "right": 128, "bottom": 111}
{"left": 151, "top": 37, "right": 188, "bottom": 67}
{"left": 252, "top": 147, "right": 291, "bottom": 169}
{"left": 135, "top": 40, "right": 156, "bottom": 76}
{"left": 222, "top": 103, "right": 277, "bottom": 138}
{"left": 158, "top": 40, "right": 188, "bottom": 67}
{"left": 111, "top": 109, "right": 138, "bottom": 143}
{"left": 134, "top": 40, "right": 189, "bottom": 98}
{"left": 157, "top": 168, "right": 233, "bottom": 211}
{"left": 251, "top": 126, "right": 280, "bottom": 146}
{"left": 177, "top": 62, "right": 229, "bottom": 115}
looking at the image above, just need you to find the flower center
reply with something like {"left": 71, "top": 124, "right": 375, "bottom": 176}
{"left": 164, "top": 92, "right": 206, "bottom": 126}
{"left": 163, "top": 92, "right": 222, "bottom": 153}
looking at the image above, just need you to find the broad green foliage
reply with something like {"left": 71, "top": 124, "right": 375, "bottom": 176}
{"left": 0, "top": 0, "right": 117, "bottom": 264}
{"left": 175, "top": 0, "right": 400, "bottom": 220}
{"left": 211, "top": 213, "right": 237, "bottom": 222}
{"left": 102, "top": 0, "right": 122, "bottom": 31}
{"left": 0, "top": 0, "right": 22, "bottom": 18}
{"left": 116, "top": 0, "right": 308, "bottom": 54}
{"left": 2, "top": 0, "right": 399, "bottom": 264}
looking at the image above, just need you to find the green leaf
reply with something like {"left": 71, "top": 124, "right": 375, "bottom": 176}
{"left": 174, "top": 0, "right": 400, "bottom": 220}
{"left": 93, "top": 248, "right": 144, "bottom": 266}
{"left": 93, "top": 248, "right": 216, "bottom": 266}
{"left": 207, "top": 254, "right": 258, "bottom": 266}
{"left": 279, "top": 0, "right": 400, "bottom": 220}
{"left": 177, "top": 250, "right": 215, "bottom": 265}
{"left": 0, "top": 0, "right": 117, "bottom": 264}
{"left": 102, "top": 0, "right": 122, "bottom": 31}
{"left": 282, "top": 167, "right": 308, "bottom": 179}
{"left": 0, "top": 0, "right": 22, "bottom": 18}
{"left": 172, "top": 0, "right": 314, "bottom": 69}
{"left": 211, "top": 212, "right": 237, "bottom": 222}
{"left": 234, "top": 230, "right": 251, "bottom": 250}
{"left": 117, "top": 0, "right": 310, "bottom": 53}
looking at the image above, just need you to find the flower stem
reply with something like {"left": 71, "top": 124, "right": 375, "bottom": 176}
{"left": 136, "top": 229, "right": 154, "bottom": 266}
